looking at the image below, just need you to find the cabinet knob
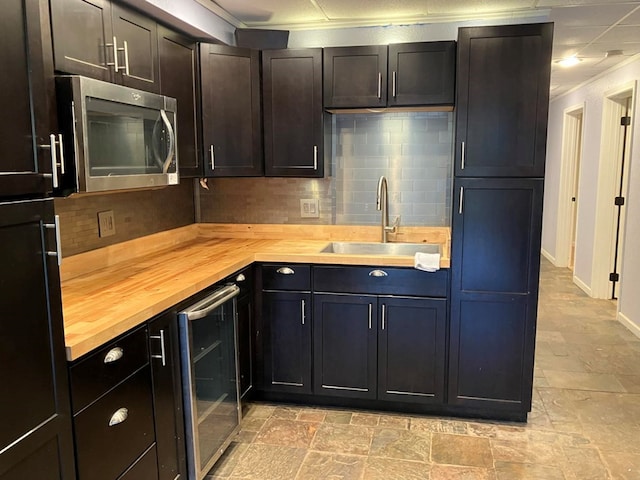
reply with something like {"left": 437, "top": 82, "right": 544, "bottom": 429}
{"left": 368, "top": 269, "right": 388, "bottom": 277}
{"left": 108, "top": 408, "right": 129, "bottom": 427}
{"left": 103, "top": 347, "right": 124, "bottom": 364}
{"left": 236, "top": 273, "right": 246, "bottom": 282}
{"left": 276, "top": 267, "right": 295, "bottom": 275}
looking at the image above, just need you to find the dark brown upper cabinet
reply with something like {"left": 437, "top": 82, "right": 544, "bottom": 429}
{"left": 388, "top": 41, "right": 455, "bottom": 107}
{"left": 324, "top": 42, "right": 455, "bottom": 109}
{"left": 158, "top": 26, "right": 199, "bottom": 177}
{"left": 200, "top": 44, "right": 263, "bottom": 177}
{"left": 324, "top": 45, "right": 387, "bottom": 109}
{"left": 51, "top": 0, "right": 160, "bottom": 93}
{"left": 262, "top": 49, "right": 324, "bottom": 177}
{"left": 111, "top": 3, "right": 159, "bottom": 92}
{"left": 1, "top": 0, "right": 59, "bottom": 198}
{"left": 454, "top": 24, "right": 553, "bottom": 177}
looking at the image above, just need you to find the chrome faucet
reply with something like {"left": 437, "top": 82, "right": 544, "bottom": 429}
{"left": 376, "top": 175, "right": 399, "bottom": 243}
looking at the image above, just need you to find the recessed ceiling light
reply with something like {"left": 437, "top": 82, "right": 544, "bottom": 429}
{"left": 556, "top": 55, "right": 582, "bottom": 68}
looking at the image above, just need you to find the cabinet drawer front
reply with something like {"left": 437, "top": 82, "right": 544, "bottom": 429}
{"left": 313, "top": 266, "right": 448, "bottom": 297}
{"left": 118, "top": 444, "right": 159, "bottom": 480}
{"left": 74, "top": 367, "right": 155, "bottom": 480}
{"left": 262, "top": 264, "right": 311, "bottom": 291}
{"left": 70, "top": 326, "right": 149, "bottom": 413}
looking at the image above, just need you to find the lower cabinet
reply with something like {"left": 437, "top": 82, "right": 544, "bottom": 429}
{"left": 313, "top": 294, "right": 377, "bottom": 399}
{"left": 262, "top": 291, "right": 312, "bottom": 394}
{"left": 70, "top": 316, "right": 186, "bottom": 480}
{"left": 313, "top": 293, "right": 447, "bottom": 403}
{"left": 148, "top": 312, "right": 187, "bottom": 480}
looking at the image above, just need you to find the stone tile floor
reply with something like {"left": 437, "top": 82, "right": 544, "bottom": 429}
{"left": 207, "top": 260, "right": 640, "bottom": 479}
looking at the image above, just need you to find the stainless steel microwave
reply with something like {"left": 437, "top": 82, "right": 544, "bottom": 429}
{"left": 55, "top": 76, "right": 178, "bottom": 195}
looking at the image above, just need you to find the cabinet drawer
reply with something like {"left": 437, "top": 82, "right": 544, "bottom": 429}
{"left": 118, "top": 444, "right": 159, "bottom": 480}
{"left": 227, "top": 265, "right": 254, "bottom": 297}
{"left": 70, "top": 326, "right": 149, "bottom": 413}
{"left": 262, "top": 264, "right": 311, "bottom": 291}
{"left": 74, "top": 367, "right": 155, "bottom": 480}
{"left": 313, "top": 266, "right": 448, "bottom": 297}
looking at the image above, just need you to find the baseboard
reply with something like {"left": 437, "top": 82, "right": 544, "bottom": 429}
{"left": 541, "top": 248, "right": 557, "bottom": 266}
{"left": 618, "top": 311, "right": 640, "bottom": 340}
{"left": 573, "top": 275, "right": 593, "bottom": 297}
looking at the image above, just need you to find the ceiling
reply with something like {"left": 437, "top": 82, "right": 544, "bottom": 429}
{"left": 202, "top": 0, "right": 640, "bottom": 99}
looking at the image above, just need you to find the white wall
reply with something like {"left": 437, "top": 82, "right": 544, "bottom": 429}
{"left": 543, "top": 55, "right": 640, "bottom": 335}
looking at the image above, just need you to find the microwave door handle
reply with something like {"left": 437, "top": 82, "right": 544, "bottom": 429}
{"left": 160, "top": 109, "right": 175, "bottom": 174}
{"left": 151, "top": 115, "right": 164, "bottom": 170}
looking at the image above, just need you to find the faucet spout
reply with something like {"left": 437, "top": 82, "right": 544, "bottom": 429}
{"left": 377, "top": 176, "right": 394, "bottom": 243}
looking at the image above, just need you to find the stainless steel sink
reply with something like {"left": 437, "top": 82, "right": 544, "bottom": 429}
{"left": 319, "top": 241, "right": 440, "bottom": 256}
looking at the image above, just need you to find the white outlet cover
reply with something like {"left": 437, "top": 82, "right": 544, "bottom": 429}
{"left": 300, "top": 199, "right": 319, "bottom": 218}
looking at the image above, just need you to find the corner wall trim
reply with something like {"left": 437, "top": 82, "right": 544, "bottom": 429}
{"left": 618, "top": 311, "right": 640, "bottom": 340}
{"left": 573, "top": 275, "right": 593, "bottom": 297}
{"left": 541, "top": 248, "right": 557, "bottom": 266}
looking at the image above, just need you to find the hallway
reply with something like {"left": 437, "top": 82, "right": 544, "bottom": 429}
{"left": 208, "top": 259, "right": 640, "bottom": 479}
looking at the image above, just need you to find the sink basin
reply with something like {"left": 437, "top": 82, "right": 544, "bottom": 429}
{"left": 320, "top": 242, "right": 440, "bottom": 256}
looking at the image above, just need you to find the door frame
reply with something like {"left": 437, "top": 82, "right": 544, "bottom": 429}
{"left": 555, "top": 103, "right": 585, "bottom": 268}
{"left": 591, "top": 80, "right": 636, "bottom": 298}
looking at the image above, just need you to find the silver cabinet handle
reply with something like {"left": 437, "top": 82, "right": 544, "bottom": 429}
{"left": 377, "top": 72, "right": 382, "bottom": 99}
{"left": 381, "top": 304, "right": 386, "bottom": 330}
{"left": 313, "top": 145, "right": 318, "bottom": 170}
{"left": 368, "top": 303, "right": 372, "bottom": 329}
{"left": 459, "top": 186, "right": 464, "bottom": 215}
{"left": 160, "top": 110, "right": 175, "bottom": 173}
{"left": 58, "top": 134, "right": 65, "bottom": 174}
{"left": 108, "top": 408, "right": 129, "bottom": 427}
{"left": 123, "top": 40, "right": 130, "bottom": 76}
{"left": 369, "top": 269, "right": 388, "bottom": 277}
{"left": 461, "top": 142, "right": 466, "bottom": 170}
{"left": 209, "top": 145, "right": 215, "bottom": 170}
{"left": 180, "top": 284, "right": 240, "bottom": 321}
{"left": 150, "top": 329, "right": 166, "bottom": 367}
{"left": 392, "top": 71, "right": 397, "bottom": 98}
{"left": 44, "top": 215, "right": 62, "bottom": 266}
{"left": 236, "top": 273, "right": 246, "bottom": 282}
{"left": 301, "top": 299, "right": 306, "bottom": 325}
{"left": 276, "top": 267, "right": 295, "bottom": 275}
{"left": 39, "top": 134, "right": 59, "bottom": 189}
{"left": 106, "top": 36, "right": 120, "bottom": 72}
{"left": 103, "top": 346, "right": 124, "bottom": 364}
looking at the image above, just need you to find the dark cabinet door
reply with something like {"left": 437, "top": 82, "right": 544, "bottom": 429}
{"left": 388, "top": 41, "right": 455, "bottom": 107}
{"left": 448, "top": 178, "right": 543, "bottom": 413}
{"left": 1, "top": 0, "right": 57, "bottom": 198}
{"left": 262, "top": 292, "right": 312, "bottom": 394}
{"left": 200, "top": 44, "right": 263, "bottom": 176}
{"left": 378, "top": 297, "right": 447, "bottom": 404}
{"left": 158, "top": 26, "right": 199, "bottom": 177}
{"left": 148, "top": 312, "right": 187, "bottom": 480}
{"left": 313, "top": 294, "right": 377, "bottom": 399}
{"left": 262, "top": 49, "right": 323, "bottom": 177}
{"left": 455, "top": 24, "right": 553, "bottom": 177}
{"left": 0, "top": 199, "right": 75, "bottom": 479}
{"left": 324, "top": 46, "right": 387, "bottom": 108}
{"left": 111, "top": 3, "right": 159, "bottom": 93}
{"left": 232, "top": 268, "right": 254, "bottom": 399}
{"left": 50, "top": 0, "right": 114, "bottom": 81}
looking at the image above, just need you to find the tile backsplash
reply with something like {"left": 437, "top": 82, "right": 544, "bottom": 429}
{"left": 54, "top": 182, "right": 195, "bottom": 256}
{"left": 199, "top": 111, "right": 453, "bottom": 226}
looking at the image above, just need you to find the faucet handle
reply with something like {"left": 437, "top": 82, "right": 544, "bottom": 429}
{"left": 384, "top": 215, "right": 401, "bottom": 233}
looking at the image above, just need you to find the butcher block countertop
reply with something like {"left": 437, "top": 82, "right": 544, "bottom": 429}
{"left": 61, "top": 223, "right": 450, "bottom": 361}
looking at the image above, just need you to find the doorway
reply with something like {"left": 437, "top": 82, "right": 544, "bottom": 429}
{"left": 555, "top": 105, "right": 584, "bottom": 271}
{"left": 592, "top": 81, "right": 636, "bottom": 300}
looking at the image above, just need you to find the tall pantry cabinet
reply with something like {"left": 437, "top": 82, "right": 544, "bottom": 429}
{"left": 448, "top": 24, "right": 553, "bottom": 419}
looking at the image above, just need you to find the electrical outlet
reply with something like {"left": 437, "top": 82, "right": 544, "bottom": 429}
{"left": 300, "top": 199, "right": 319, "bottom": 218}
{"left": 98, "top": 210, "right": 116, "bottom": 237}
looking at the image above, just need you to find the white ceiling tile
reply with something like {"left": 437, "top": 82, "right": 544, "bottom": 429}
{"left": 212, "top": 0, "right": 326, "bottom": 25}
{"left": 595, "top": 25, "right": 640, "bottom": 44}
{"left": 315, "top": 0, "right": 427, "bottom": 20}
{"left": 552, "top": 25, "right": 608, "bottom": 44}
{"left": 548, "top": 4, "right": 638, "bottom": 27}
{"left": 425, "top": 0, "right": 536, "bottom": 15}
{"left": 620, "top": 6, "right": 640, "bottom": 24}
{"left": 578, "top": 41, "right": 640, "bottom": 57}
